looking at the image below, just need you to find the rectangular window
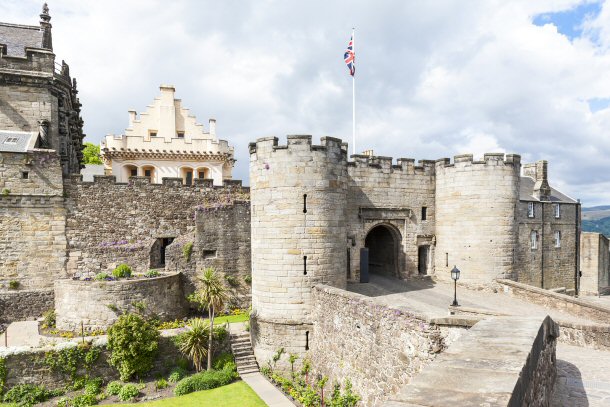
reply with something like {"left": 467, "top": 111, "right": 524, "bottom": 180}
{"left": 530, "top": 230, "right": 538, "bottom": 250}
{"left": 527, "top": 202, "right": 535, "bottom": 218}
{"left": 554, "top": 204, "right": 560, "bottom": 218}
{"left": 554, "top": 231, "right": 561, "bottom": 248}
{"left": 185, "top": 171, "right": 193, "bottom": 186}
{"left": 445, "top": 252, "right": 449, "bottom": 267}
{"left": 4, "top": 137, "right": 18, "bottom": 144}
{"left": 177, "top": 131, "right": 185, "bottom": 138}
{"left": 21, "top": 171, "right": 29, "bottom": 179}
{"left": 149, "top": 131, "right": 157, "bottom": 138}
{"left": 421, "top": 206, "right": 427, "bottom": 221}
{"left": 144, "top": 169, "right": 151, "bottom": 177}
{"left": 130, "top": 169, "right": 137, "bottom": 177}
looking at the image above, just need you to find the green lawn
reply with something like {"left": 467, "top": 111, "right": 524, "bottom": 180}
{"left": 213, "top": 313, "right": 249, "bottom": 324}
{"left": 115, "top": 381, "right": 266, "bottom": 407}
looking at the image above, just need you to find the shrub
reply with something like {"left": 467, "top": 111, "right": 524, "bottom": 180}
{"left": 243, "top": 275, "right": 252, "bottom": 284}
{"left": 94, "top": 272, "right": 109, "bottom": 281}
{"left": 72, "top": 392, "right": 98, "bottom": 406}
{"left": 155, "top": 378, "right": 169, "bottom": 390}
{"left": 8, "top": 280, "right": 19, "bottom": 290}
{"left": 112, "top": 264, "right": 132, "bottom": 279}
{"left": 43, "top": 342, "right": 101, "bottom": 382}
{"left": 225, "top": 275, "right": 239, "bottom": 287}
{"left": 117, "top": 383, "right": 140, "bottom": 402}
{"left": 168, "top": 367, "right": 188, "bottom": 383}
{"left": 144, "top": 269, "right": 160, "bottom": 278}
{"left": 183, "top": 242, "right": 193, "bottom": 262}
{"left": 1, "top": 188, "right": 9, "bottom": 196}
{"left": 107, "top": 313, "right": 159, "bottom": 381}
{"left": 212, "top": 352, "right": 234, "bottom": 370}
{"left": 42, "top": 309, "right": 56, "bottom": 329}
{"left": 84, "top": 377, "right": 103, "bottom": 395}
{"left": 2, "top": 384, "right": 57, "bottom": 405}
{"left": 105, "top": 380, "right": 123, "bottom": 396}
{"left": 173, "top": 368, "right": 237, "bottom": 396}
{"left": 177, "top": 318, "right": 209, "bottom": 372}
{"left": 73, "top": 376, "right": 87, "bottom": 390}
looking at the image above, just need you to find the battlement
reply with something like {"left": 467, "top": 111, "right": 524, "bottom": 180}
{"left": 249, "top": 135, "right": 348, "bottom": 161}
{"left": 348, "top": 154, "right": 436, "bottom": 176}
{"left": 66, "top": 174, "right": 249, "bottom": 194}
{"left": 435, "top": 153, "right": 521, "bottom": 168}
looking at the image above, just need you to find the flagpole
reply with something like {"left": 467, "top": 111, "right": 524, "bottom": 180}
{"left": 352, "top": 27, "right": 356, "bottom": 156}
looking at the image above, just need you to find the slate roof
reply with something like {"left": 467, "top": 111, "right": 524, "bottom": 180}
{"left": 0, "top": 130, "right": 38, "bottom": 152}
{"left": 519, "top": 176, "right": 577, "bottom": 204}
{"left": 0, "top": 22, "right": 45, "bottom": 57}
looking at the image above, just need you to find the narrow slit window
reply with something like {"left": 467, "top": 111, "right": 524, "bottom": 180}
{"left": 421, "top": 206, "right": 427, "bottom": 221}
{"left": 305, "top": 331, "right": 309, "bottom": 351}
{"left": 554, "top": 231, "right": 561, "bottom": 248}
{"left": 303, "top": 194, "right": 307, "bottom": 213}
{"left": 303, "top": 255, "right": 307, "bottom": 275}
{"left": 445, "top": 253, "right": 449, "bottom": 267}
{"left": 527, "top": 202, "right": 535, "bottom": 218}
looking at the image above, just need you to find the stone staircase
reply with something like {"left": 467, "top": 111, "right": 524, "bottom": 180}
{"left": 230, "top": 331, "right": 259, "bottom": 375}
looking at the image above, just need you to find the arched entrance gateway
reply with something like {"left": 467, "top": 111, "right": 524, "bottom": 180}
{"left": 364, "top": 224, "right": 401, "bottom": 277}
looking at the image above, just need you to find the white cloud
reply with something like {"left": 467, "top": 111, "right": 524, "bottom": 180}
{"left": 3, "top": 0, "right": 610, "bottom": 205}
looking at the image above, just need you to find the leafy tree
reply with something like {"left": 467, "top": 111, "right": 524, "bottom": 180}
{"left": 178, "top": 318, "right": 209, "bottom": 372}
{"left": 191, "top": 267, "right": 229, "bottom": 370}
{"left": 81, "top": 142, "right": 103, "bottom": 165}
{"left": 106, "top": 313, "right": 160, "bottom": 381}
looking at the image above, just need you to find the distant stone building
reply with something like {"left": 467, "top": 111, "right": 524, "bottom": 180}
{"left": 0, "top": 3, "right": 84, "bottom": 175}
{"left": 101, "top": 85, "right": 235, "bottom": 186}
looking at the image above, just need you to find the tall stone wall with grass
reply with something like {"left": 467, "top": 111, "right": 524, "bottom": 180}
{"left": 63, "top": 175, "right": 249, "bottom": 277}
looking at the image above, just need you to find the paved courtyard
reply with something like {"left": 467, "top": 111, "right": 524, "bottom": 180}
{"left": 349, "top": 274, "right": 610, "bottom": 407}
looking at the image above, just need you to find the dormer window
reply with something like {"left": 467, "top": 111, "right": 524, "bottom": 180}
{"left": 177, "top": 132, "right": 185, "bottom": 138}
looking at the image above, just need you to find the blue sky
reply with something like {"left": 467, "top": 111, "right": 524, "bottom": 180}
{"left": 3, "top": 0, "right": 610, "bottom": 205}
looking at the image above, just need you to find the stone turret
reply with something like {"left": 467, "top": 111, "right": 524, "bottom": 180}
{"left": 434, "top": 153, "right": 521, "bottom": 282}
{"left": 249, "top": 135, "right": 348, "bottom": 367}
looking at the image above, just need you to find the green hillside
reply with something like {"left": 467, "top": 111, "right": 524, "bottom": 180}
{"left": 582, "top": 216, "right": 610, "bottom": 237}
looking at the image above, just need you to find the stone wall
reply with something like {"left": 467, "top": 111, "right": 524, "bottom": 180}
{"left": 346, "top": 155, "right": 435, "bottom": 280}
{"left": 63, "top": 175, "right": 249, "bottom": 276}
{"left": 434, "top": 154, "right": 521, "bottom": 283}
{"left": 0, "top": 150, "right": 67, "bottom": 292}
{"left": 516, "top": 201, "right": 579, "bottom": 290}
{"left": 497, "top": 279, "right": 610, "bottom": 324}
{"left": 0, "top": 329, "right": 230, "bottom": 391}
{"left": 0, "top": 289, "right": 53, "bottom": 322}
{"left": 384, "top": 316, "right": 559, "bottom": 407}
{"left": 580, "top": 232, "right": 610, "bottom": 295}
{"left": 54, "top": 273, "right": 188, "bottom": 331}
{"left": 310, "top": 284, "right": 447, "bottom": 406}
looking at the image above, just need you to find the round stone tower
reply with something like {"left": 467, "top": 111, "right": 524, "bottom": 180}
{"left": 249, "top": 135, "right": 348, "bottom": 366}
{"left": 434, "top": 153, "right": 521, "bottom": 283}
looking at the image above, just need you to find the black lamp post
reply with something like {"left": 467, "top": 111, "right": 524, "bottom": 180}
{"left": 450, "top": 265, "right": 460, "bottom": 306}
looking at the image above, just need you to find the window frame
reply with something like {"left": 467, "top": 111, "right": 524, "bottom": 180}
{"left": 527, "top": 202, "right": 535, "bottom": 218}
{"left": 554, "top": 204, "right": 560, "bottom": 219}
{"left": 421, "top": 206, "right": 428, "bottom": 221}
{"left": 530, "top": 230, "right": 538, "bottom": 250}
{"left": 554, "top": 231, "right": 561, "bottom": 248}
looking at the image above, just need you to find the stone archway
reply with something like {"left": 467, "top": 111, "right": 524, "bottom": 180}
{"left": 364, "top": 224, "right": 401, "bottom": 277}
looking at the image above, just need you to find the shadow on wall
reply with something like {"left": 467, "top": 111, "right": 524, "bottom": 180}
{"left": 552, "top": 359, "right": 589, "bottom": 407}
{"left": 347, "top": 273, "right": 436, "bottom": 298}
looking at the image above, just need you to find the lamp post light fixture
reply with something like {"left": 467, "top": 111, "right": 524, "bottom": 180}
{"left": 450, "top": 265, "right": 460, "bottom": 307}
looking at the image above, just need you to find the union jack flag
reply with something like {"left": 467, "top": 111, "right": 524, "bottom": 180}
{"left": 344, "top": 35, "right": 355, "bottom": 76}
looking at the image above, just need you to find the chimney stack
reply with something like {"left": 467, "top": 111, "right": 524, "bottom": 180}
{"left": 128, "top": 110, "right": 137, "bottom": 127}
{"left": 209, "top": 118, "right": 216, "bottom": 137}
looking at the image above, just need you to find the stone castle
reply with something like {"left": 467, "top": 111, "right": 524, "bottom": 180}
{"left": 3, "top": 5, "right": 610, "bottom": 407}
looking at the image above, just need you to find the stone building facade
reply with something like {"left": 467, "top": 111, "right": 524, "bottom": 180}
{"left": 101, "top": 85, "right": 235, "bottom": 186}
{"left": 248, "top": 135, "right": 581, "bottom": 364}
{"left": 0, "top": 4, "right": 84, "bottom": 175}
{"left": 580, "top": 232, "right": 610, "bottom": 295}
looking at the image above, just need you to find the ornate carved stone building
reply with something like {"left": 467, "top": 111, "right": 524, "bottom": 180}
{"left": 0, "top": 3, "right": 84, "bottom": 175}
{"left": 101, "top": 85, "right": 235, "bottom": 186}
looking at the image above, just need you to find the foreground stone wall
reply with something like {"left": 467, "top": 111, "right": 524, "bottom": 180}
{"left": 63, "top": 175, "right": 249, "bottom": 276}
{"left": 55, "top": 273, "right": 188, "bottom": 331}
{"left": 310, "top": 285, "right": 446, "bottom": 406}
{"left": 0, "top": 150, "right": 67, "bottom": 291}
{"left": 385, "top": 316, "right": 559, "bottom": 406}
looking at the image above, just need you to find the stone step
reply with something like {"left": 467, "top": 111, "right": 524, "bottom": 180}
{"left": 237, "top": 364, "right": 259, "bottom": 372}
{"left": 234, "top": 351, "right": 254, "bottom": 358}
{"left": 235, "top": 356, "right": 257, "bottom": 364}
{"left": 238, "top": 368, "right": 260, "bottom": 375}
{"left": 232, "top": 345, "right": 253, "bottom": 352}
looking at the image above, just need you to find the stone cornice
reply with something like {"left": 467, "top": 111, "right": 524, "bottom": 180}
{"left": 102, "top": 148, "right": 235, "bottom": 163}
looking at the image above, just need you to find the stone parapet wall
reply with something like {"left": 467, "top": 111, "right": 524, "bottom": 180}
{"left": 310, "top": 284, "right": 447, "bottom": 406}
{"left": 497, "top": 279, "right": 610, "bottom": 324}
{"left": 384, "top": 316, "right": 559, "bottom": 406}
{"left": 0, "top": 288, "right": 53, "bottom": 322}
{"left": 54, "top": 273, "right": 188, "bottom": 331}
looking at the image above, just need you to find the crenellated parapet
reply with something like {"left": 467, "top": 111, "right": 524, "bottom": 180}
{"left": 435, "top": 153, "right": 521, "bottom": 168}
{"left": 249, "top": 135, "right": 347, "bottom": 164}
{"left": 348, "top": 154, "right": 436, "bottom": 176}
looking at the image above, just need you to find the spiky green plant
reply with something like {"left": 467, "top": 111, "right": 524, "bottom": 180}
{"left": 178, "top": 318, "right": 210, "bottom": 372}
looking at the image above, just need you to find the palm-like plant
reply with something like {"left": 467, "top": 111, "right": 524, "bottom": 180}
{"left": 178, "top": 318, "right": 209, "bottom": 372}
{"left": 196, "top": 267, "right": 229, "bottom": 370}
